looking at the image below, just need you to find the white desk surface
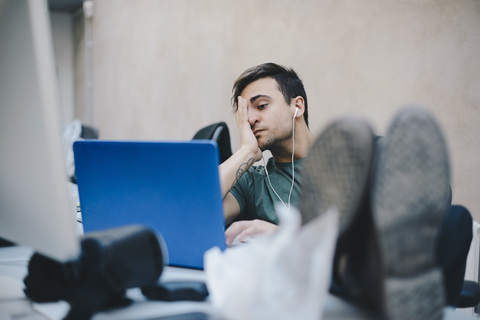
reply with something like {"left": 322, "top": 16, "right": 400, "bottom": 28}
{"left": 0, "top": 246, "right": 474, "bottom": 320}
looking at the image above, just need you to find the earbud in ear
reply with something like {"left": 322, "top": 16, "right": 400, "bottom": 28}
{"left": 294, "top": 107, "right": 299, "bottom": 118}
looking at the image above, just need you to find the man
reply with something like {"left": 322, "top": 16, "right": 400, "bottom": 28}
{"left": 220, "top": 63, "right": 314, "bottom": 245}
{"left": 219, "top": 62, "right": 472, "bottom": 318}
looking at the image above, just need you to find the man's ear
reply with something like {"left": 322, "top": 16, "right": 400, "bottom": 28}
{"left": 292, "top": 96, "right": 305, "bottom": 118}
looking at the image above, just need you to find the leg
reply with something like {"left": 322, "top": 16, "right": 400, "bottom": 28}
{"left": 300, "top": 115, "right": 375, "bottom": 229}
{"left": 299, "top": 116, "right": 380, "bottom": 310}
{"left": 370, "top": 106, "right": 450, "bottom": 319}
{"left": 301, "top": 106, "right": 452, "bottom": 319}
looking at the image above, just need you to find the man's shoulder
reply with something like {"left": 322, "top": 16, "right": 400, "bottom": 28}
{"left": 239, "top": 163, "right": 266, "bottom": 182}
{"left": 249, "top": 163, "right": 267, "bottom": 173}
{"left": 233, "top": 162, "right": 267, "bottom": 189}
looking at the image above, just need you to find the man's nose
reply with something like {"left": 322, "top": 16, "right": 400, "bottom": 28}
{"left": 247, "top": 108, "right": 258, "bottom": 126}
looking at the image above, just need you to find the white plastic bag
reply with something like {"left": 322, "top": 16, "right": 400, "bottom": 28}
{"left": 204, "top": 205, "right": 339, "bottom": 320}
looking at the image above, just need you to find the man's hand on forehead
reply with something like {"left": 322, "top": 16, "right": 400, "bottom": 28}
{"left": 235, "top": 96, "right": 247, "bottom": 111}
{"left": 235, "top": 95, "right": 262, "bottom": 161}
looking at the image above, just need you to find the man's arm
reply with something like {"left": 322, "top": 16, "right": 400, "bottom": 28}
{"left": 219, "top": 97, "right": 278, "bottom": 246}
{"left": 221, "top": 153, "right": 279, "bottom": 246}
{"left": 220, "top": 97, "right": 262, "bottom": 221}
{"left": 220, "top": 150, "right": 256, "bottom": 223}
{"left": 219, "top": 147, "right": 258, "bottom": 199}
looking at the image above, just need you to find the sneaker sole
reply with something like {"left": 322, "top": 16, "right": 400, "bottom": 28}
{"left": 300, "top": 116, "right": 375, "bottom": 235}
{"left": 371, "top": 106, "right": 450, "bottom": 319}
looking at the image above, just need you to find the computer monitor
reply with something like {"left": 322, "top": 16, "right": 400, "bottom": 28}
{"left": 0, "top": 0, "right": 81, "bottom": 262}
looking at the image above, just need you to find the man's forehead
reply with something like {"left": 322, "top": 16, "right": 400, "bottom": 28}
{"left": 240, "top": 77, "right": 281, "bottom": 98}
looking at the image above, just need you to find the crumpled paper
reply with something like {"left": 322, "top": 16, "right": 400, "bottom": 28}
{"left": 204, "top": 204, "right": 339, "bottom": 320}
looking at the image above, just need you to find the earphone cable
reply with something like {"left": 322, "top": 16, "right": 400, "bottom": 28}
{"left": 263, "top": 112, "right": 296, "bottom": 210}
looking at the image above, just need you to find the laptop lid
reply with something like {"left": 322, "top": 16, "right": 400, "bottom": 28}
{"left": 73, "top": 140, "right": 226, "bottom": 269}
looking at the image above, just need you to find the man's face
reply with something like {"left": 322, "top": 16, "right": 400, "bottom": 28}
{"left": 239, "top": 77, "right": 294, "bottom": 151}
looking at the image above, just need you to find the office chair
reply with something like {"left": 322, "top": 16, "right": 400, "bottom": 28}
{"left": 192, "top": 122, "right": 232, "bottom": 164}
{"left": 437, "top": 204, "right": 480, "bottom": 309}
{"left": 458, "top": 280, "right": 480, "bottom": 308}
{"left": 69, "top": 123, "right": 99, "bottom": 184}
{"left": 79, "top": 124, "right": 99, "bottom": 140}
{"left": 451, "top": 204, "right": 480, "bottom": 309}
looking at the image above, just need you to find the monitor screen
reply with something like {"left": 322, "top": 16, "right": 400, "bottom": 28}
{"left": 0, "top": 0, "right": 80, "bottom": 262}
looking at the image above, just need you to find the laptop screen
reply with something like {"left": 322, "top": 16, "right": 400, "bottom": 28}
{"left": 73, "top": 140, "right": 226, "bottom": 269}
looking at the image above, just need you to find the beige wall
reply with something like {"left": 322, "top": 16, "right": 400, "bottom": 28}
{"left": 80, "top": 0, "right": 480, "bottom": 220}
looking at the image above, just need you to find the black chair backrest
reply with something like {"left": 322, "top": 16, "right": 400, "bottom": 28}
{"left": 192, "top": 122, "right": 233, "bottom": 164}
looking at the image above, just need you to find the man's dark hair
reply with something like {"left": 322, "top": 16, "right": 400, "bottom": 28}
{"left": 231, "top": 62, "right": 309, "bottom": 127}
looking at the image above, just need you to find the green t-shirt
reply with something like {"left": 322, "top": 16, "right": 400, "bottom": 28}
{"left": 230, "top": 157, "right": 303, "bottom": 224}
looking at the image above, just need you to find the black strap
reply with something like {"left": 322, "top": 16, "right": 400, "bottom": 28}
{"left": 142, "top": 281, "right": 209, "bottom": 302}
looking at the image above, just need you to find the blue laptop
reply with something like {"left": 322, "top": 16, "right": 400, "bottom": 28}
{"left": 73, "top": 140, "right": 226, "bottom": 269}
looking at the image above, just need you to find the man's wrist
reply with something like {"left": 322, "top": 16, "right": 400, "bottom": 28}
{"left": 239, "top": 145, "right": 259, "bottom": 160}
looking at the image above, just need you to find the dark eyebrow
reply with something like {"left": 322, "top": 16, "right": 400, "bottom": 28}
{"left": 250, "top": 94, "right": 271, "bottom": 104}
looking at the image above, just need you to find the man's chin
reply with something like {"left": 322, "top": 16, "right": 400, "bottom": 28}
{"left": 256, "top": 139, "right": 266, "bottom": 151}
{"left": 257, "top": 136, "right": 276, "bottom": 152}
{"left": 257, "top": 142, "right": 270, "bottom": 152}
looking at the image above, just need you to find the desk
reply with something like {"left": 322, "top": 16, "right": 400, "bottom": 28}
{"left": 0, "top": 246, "right": 473, "bottom": 320}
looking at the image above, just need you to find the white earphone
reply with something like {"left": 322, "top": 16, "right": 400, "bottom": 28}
{"left": 263, "top": 106, "right": 300, "bottom": 210}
